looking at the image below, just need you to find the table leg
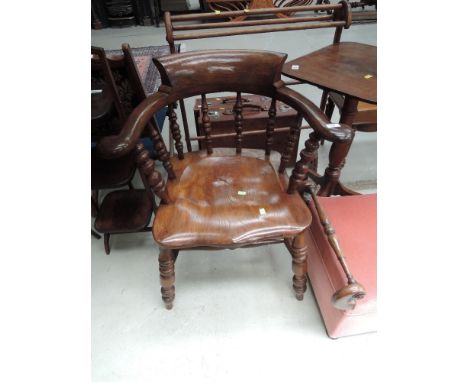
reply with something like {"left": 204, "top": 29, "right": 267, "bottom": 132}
{"left": 319, "top": 96, "right": 358, "bottom": 196}
{"left": 339, "top": 96, "right": 359, "bottom": 126}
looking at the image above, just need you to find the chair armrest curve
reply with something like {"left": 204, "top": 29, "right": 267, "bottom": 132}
{"left": 97, "top": 92, "right": 169, "bottom": 159}
{"left": 275, "top": 85, "right": 354, "bottom": 143}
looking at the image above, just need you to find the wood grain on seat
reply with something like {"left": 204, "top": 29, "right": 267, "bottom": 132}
{"left": 153, "top": 148, "right": 312, "bottom": 249}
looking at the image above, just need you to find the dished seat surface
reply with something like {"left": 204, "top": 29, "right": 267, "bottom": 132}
{"left": 153, "top": 149, "right": 312, "bottom": 249}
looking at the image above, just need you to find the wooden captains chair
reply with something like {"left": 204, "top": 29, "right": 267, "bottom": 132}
{"left": 97, "top": 50, "right": 354, "bottom": 310}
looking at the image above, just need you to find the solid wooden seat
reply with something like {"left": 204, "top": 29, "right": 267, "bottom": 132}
{"left": 94, "top": 190, "right": 153, "bottom": 234}
{"left": 153, "top": 148, "right": 312, "bottom": 249}
{"left": 94, "top": 189, "right": 154, "bottom": 254}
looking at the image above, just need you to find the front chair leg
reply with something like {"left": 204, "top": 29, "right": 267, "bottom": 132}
{"left": 159, "top": 248, "right": 176, "bottom": 310}
{"left": 290, "top": 233, "right": 308, "bottom": 301}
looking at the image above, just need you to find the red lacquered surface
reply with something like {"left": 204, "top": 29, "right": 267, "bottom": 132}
{"left": 305, "top": 194, "right": 376, "bottom": 338}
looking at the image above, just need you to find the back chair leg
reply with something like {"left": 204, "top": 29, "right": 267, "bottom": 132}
{"left": 104, "top": 233, "right": 110, "bottom": 255}
{"left": 159, "top": 248, "right": 176, "bottom": 310}
{"left": 289, "top": 232, "right": 308, "bottom": 300}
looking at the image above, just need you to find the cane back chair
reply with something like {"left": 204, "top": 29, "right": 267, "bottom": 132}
{"left": 97, "top": 50, "right": 354, "bottom": 309}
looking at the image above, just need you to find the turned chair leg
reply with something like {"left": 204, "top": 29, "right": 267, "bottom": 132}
{"left": 159, "top": 248, "right": 176, "bottom": 310}
{"left": 104, "top": 233, "right": 110, "bottom": 255}
{"left": 289, "top": 233, "right": 308, "bottom": 301}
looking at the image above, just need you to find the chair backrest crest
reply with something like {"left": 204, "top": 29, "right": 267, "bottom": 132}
{"left": 153, "top": 49, "right": 287, "bottom": 99}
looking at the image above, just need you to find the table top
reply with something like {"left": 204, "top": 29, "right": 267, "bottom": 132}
{"left": 282, "top": 42, "right": 377, "bottom": 104}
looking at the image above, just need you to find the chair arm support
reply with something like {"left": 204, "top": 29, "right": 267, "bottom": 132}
{"left": 275, "top": 85, "right": 354, "bottom": 143}
{"left": 97, "top": 92, "right": 170, "bottom": 159}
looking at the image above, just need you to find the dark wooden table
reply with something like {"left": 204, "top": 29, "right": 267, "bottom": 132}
{"left": 283, "top": 42, "right": 376, "bottom": 123}
{"left": 282, "top": 42, "right": 376, "bottom": 195}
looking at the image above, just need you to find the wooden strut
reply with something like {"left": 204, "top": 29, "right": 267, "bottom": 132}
{"left": 172, "top": 21, "right": 346, "bottom": 41}
{"left": 189, "top": 125, "right": 310, "bottom": 141}
{"left": 201, "top": 94, "right": 214, "bottom": 154}
{"left": 234, "top": 92, "right": 244, "bottom": 153}
{"left": 265, "top": 97, "right": 276, "bottom": 156}
{"left": 308, "top": 190, "right": 366, "bottom": 310}
{"left": 172, "top": 14, "right": 335, "bottom": 31}
{"left": 279, "top": 113, "right": 303, "bottom": 174}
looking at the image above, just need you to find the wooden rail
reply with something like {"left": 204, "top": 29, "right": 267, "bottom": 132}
{"left": 163, "top": 1, "right": 352, "bottom": 151}
{"left": 165, "top": 1, "right": 351, "bottom": 53}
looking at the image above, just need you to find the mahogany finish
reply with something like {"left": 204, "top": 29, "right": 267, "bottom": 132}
{"left": 282, "top": 42, "right": 376, "bottom": 196}
{"left": 325, "top": 91, "right": 377, "bottom": 132}
{"left": 97, "top": 50, "right": 354, "bottom": 309}
{"left": 282, "top": 42, "right": 377, "bottom": 104}
{"left": 153, "top": 148, "right": 312, "bottom": 249}
{"left": 94, "top": 190, "right": 153, "bottom": 234}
